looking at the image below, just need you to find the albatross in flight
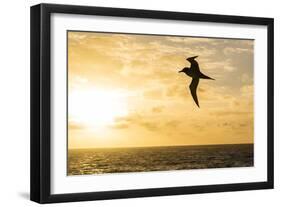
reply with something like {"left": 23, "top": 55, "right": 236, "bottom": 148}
{"left": 179, "top": 56, "right": 214, "bottom": 107}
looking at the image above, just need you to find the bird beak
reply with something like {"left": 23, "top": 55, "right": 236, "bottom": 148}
{"left": 178, "top": 70, "right": 183, "bottom": 73}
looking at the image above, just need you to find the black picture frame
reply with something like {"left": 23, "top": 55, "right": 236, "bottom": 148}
{"left": 30, "top": 3, "right": 274, "bottom": 204}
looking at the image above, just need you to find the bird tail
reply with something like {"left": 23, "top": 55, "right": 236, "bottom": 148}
{"left": 199, "top": 73, "right": 215, "bottom": 80}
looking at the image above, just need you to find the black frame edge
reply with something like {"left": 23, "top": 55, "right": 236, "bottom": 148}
{"left": 30, "top": 4, "right": 52, "bottom": 203}
{"left": 267, "top": 19, "right": 274, "bottom": 189}
{"left": 30, "top": 4, "right": 41, "bottom": 203}
{"left": 40, "top": 3, "right": 273, "bottom": 25}
{"left": 30, "top": 3, "right": 274, "bottom": 204}
{"left": 45, "top": 182, "right": 272, "bottom": 204}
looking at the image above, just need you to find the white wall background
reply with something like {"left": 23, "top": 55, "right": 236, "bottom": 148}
{"left": 0, "top": 0, "right": 279, "bottom": 206}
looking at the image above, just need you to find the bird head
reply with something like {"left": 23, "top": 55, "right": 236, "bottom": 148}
{"left": 179, "top": 67, "right": 188, "bottom": 73}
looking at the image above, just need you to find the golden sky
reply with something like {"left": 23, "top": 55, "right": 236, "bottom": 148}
{"left": 68, "top": 31, "right": 254, "bottom": 149}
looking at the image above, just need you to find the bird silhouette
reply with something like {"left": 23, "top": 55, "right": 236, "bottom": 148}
{"left": 179, "top": 56, "right": 214, "bottom": 107}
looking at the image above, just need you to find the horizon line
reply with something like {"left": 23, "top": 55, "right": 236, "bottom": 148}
{"left": 69, "top": 142, "right": 254, "bottom": 150}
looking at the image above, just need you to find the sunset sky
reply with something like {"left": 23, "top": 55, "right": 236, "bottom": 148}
{"left": 67, "top": 31, "right": 254, "bottom": 149}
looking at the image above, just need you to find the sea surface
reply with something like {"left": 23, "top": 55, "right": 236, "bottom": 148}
{"left": 68, "top": 144, "right": 253, "bottom": 175}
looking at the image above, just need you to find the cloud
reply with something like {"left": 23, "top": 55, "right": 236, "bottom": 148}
{"left": 223, "top": 46, "right": 253, "bottom": 55}
{"left": 142, "top": 88, "right": 164, "bottom": 99}
{"left": 241, "top": 73, "right": 251, "bottom": 83}
{"left": 151, "top": 106, "right": 164, "bottom": 113}
{"left": 165, "top": 36, "right": 218, "bottom": 45}
{"left": 202, "top": 59, "right": 236, "bottom": 72}
{"left": 112, "top": 114, "right": 159, "bottom": 131}
{"left": 165, "top": 120, "right": 180, "bottom": 128}
{"left": 110, "top": 123, "right": 129, "bottom": 129}
{"left": 241, "top": 85, "right": 253, "bottom": 97}
{"left": 112, "top": 113, "right": 181, "bottom": 132}
{"left": 139, "top": 121, "right": 160, "bottom": 131}
{"left": 165, "top": 84, "right": 187, "bottom": 99}
{"left": 210, "top": 110, "right": 251, "bottom": 117}
{"left": 68, "top": 121, "right": 84, "bottom": 130}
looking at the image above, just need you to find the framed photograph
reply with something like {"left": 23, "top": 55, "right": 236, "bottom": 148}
{"left": 30, "top": 3, "right": 274, "bottom": 203}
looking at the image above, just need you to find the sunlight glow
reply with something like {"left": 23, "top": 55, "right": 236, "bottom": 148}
{"left": 69, "top": 87, "right": 128, "bottom": 128}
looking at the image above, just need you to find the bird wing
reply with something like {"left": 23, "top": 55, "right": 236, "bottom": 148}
{"left": 189, "top": 78, "right": 200, "bottom": 107}
{"left": 186, "top": 56, "right": 198, "bottom": 62}
{"left": 186, "top": 56, "right": 200, "bottom": 73}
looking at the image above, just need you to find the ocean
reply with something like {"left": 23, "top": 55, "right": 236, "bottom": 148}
{"left": 68, "top": 144, "right": 253, "bottom": 175}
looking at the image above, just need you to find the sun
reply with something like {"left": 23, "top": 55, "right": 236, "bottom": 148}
{"left": 69, "top": 87, "right": 128, "bottom": 129}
